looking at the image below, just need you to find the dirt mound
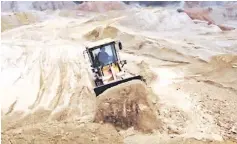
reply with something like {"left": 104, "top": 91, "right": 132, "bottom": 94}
{"left": 1, "top": 1, "right": 77, "bottom": 12}
{"left": 83, "top": 25, "right": 120, "bottom": 41}
{"left": 2, "top": 108, "right": 52, "bottom": 132}
{"left": 77, "top": 1, "right": 127, "bottom": 12}
{"left": 123, "top": 39, "right": 198, "bottom": 64}
{"left": 94, "top": 80, "right": 162, "bottom": 133}
{"left": 1, "top": 12, "right": 40, "bottom": 32}
{"left": 187, "top": 54, "right": 237, "bottom": 92}
{"left": 2, "top": 122, "right": 123, "bottom": 144}
{"left": 124, "top": 60, "right": 157, "bottom": 85}
{"left": 209, "top": 54, "right": 237, "bottom": 68}
{"left": 119, "top": 9, "right": 194, "bottom": 31}
{"left": 177, "top": 7, "right": 236, "bottom": 31}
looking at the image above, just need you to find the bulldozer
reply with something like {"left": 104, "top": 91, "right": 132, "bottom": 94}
{"left": 83, "top": 39, "right": 145, "bottom": 96}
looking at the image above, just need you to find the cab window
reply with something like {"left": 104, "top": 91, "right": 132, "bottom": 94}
{"left": 91, "top": 44, "right": 118, "bottom": 67}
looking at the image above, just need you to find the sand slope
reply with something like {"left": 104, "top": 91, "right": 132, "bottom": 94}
{"left": 1, "top": 3, "right": 237, "bottom": 144}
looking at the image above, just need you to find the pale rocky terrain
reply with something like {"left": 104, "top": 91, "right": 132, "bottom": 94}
{"left": 1, "top": 1, "right": 237, "bottom": 144}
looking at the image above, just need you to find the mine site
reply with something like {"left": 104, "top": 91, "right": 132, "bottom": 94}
{"left": 1, "top": 1, "right": 237, "bottom": 144}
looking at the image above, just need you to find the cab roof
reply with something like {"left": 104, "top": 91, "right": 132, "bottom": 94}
{"left": 85, "top": 38, "right": 116, "bottom": 49}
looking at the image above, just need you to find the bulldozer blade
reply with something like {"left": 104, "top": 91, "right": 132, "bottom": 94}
{"left": 94, "top": 75, "right": 145, "bottom": 96}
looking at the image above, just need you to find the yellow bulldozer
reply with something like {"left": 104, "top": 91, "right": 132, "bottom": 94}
{"left": 83, "top": 39, "right": 145, "bottom": 96}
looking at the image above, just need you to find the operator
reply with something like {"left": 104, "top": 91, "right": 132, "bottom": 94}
{"left": 98, "top": 47, "right": 110, "bottom": 65}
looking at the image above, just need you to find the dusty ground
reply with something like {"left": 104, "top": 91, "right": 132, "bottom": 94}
{"left": 1, "top": 2, "right": 237, "bottom": 144}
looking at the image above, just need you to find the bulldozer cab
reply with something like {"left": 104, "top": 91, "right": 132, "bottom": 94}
{"left": 84, "top": 39, "right": 144, "bottom": 96}
{"left": 89, "top": 41, "right": 119, "bottom": 68}
{"left": 84, "top": 40, "right": 125, "bottom": 76}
